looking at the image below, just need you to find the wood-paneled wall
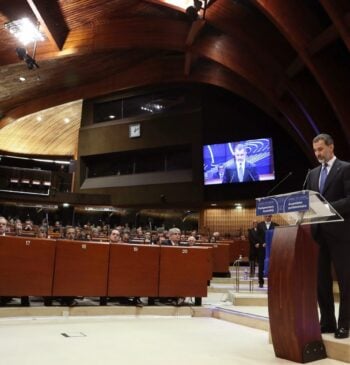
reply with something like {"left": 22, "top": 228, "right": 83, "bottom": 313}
{"left": 199, "top": 208, "right": 285, "bottom": 238}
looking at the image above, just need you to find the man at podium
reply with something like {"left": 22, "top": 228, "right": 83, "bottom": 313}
{"left": 307, "top": 133, "right": 350, "bottom": 339}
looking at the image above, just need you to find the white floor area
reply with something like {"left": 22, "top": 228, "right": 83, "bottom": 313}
{"left": 0, "top": 276, "right": 347, "bottom": 365}
{"left": 0, "top": 315, "right": 345, "bottom": 365}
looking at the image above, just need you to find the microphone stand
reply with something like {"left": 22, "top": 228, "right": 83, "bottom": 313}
{"left": 302, "top": 169, "right": 311, "bottom": 190}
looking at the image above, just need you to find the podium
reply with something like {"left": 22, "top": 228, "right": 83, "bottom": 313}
{"left": 256, "top": 190, "right": 343, "bottom": 363}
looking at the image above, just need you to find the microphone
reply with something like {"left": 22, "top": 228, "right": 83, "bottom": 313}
{"left": 267, "top": 171, "right": 293, "bottom": 196}
{"left": 302, "top": 169, "right": 311, "bottom": 190}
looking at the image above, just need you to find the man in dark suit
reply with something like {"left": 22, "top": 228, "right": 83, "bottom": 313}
{"left": 222, "top": 143, "right": 259, "bottom": 183}
{"left": 256, "top": 215, "right": 279, "bottom": 288}
{"left": 306, "top": 133, "right": 350, "bottom": 339}
{"left": 161, "top": 227, "right": 181, "bottom": 246}
{"left": 248, "top": 220, "right": 259, "bottom": 277}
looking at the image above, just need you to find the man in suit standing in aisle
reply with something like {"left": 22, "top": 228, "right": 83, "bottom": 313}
{"left": 306, "top": 133, "right": 350, "bottom": 339}
{"left": 256, "top": 215, "right": 279, "bottom": 288}
{"left": 248, "top": 220, "right": 259, "bottom": 277}
{"left": 222, "top": 143, "right": 259, "bottom": 183}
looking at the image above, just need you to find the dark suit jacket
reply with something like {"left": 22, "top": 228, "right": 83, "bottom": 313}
{"left": 256, "top": 221, "right": 279, "bottom": 243}
{"left": 222, "top": 162, "right": 259, "bottom": 183}
{"left": 161, "top": 240, "right": 178, "bottom": 246}
{"left": 248, "top": 227, "right": 260, "bottom": 259}
{"left": 306, "top": 158, "right": 350, "bottom": 241}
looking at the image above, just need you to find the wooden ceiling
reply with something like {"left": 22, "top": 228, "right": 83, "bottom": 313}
{"left": 0, "top": 0, "right": 349, "bottom": 158}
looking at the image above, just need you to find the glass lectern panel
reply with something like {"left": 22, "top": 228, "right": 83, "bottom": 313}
{"left": 256, "top": 190, "right": 344, "bottom": 226}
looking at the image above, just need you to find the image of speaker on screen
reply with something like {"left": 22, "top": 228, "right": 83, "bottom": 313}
{"left": 222, "top": 143, "right": 259, "bottom": 183}
{"left": 203, "top": 138, "right": 275, "bottom": 185}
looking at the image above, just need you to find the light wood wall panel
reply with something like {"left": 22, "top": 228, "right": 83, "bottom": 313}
{"left": 200, "top": 208, "right": 285, "bottom": 238}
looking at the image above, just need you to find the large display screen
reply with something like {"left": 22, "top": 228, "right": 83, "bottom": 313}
{"left": 203, "top": 138, "right": 275, "bottom": 185}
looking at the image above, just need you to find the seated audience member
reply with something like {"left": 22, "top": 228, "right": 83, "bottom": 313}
{"left": 91, "top": 227, "right": 100, "bottom": 240}
{"left": 15, "top": 219, "right": 23, "bottom": 235}
{"left": 162, "top": 227, "right": 181, "bottom": 246}
{"left": 23, "top": 219, "right": 33, "bottom": 231}
{"left": 75, "top": 227, "right": 82, "bottom": 240}
{"left": 151, "top": 232, "right": 159, "bottom": 245}
{"left": 136, "top": 226, "right": 143, "bottom": 239}
{"left": 187, "top": 235, "right": 197, "bottom": 246}
{"left": 65, "top": 226, "right": 76, "bottom": 240}
{"left": 122, "top": 232, "right": 130, "bottom": 243}
{"left": 53, "top": 221, "right": 62, "bottom": 233}
{"left": 209, "top": 235, "right": 217, "bottom": 243}
{"left": 109, "top": 229, "right": 122, "bottom": 244}
{"left": 0, "top": 216, "right": 7, "bottom": 236}
{"left": 144, "top": 231, "right": 152, "bottom": 244}
{"left": 180, "top": 234, "right": 186, "bottom": 242}
{"left": 37, "top": 226, "right": 47, "bottom": 238}
{"left": 160, "top": 227, "right": 186, "bottom": 306}
{"left": 213, "top": 164, "right": 225, "bottom": 180}
{"left": 213, "top": 231, "right": 221, "bottom": 241}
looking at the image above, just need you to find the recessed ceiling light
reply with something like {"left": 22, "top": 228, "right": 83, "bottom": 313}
{"left": 109, "top": 115, "right": 115, "bottom": 119}
{"left": 36, "top": 116, "right": 42, "bottom": 122}
{"left": 210, "top": 203, "right": 217, "bottom": 206}
{"left": 19, "top": 76, "right": 26, "bottom": 82}
{"left": 64, "top": 117, "right": 70, "bottom": 123}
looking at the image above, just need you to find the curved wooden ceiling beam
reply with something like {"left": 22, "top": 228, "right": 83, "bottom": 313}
{"left": 319, "top": 0, "right": 350, "bottom": 51}
{"left": 27, "top": 0, "right": 69, "bottom": 50}
{"left": 252, "top": 0, "right": 350, "bottom": 146}
{"left": 195, "top": 1, "right": 336, "bottom": 146}
{"left": 205, "top": 0, "right": 295, "bottom": 68}
{"left": 0, "top": 18, "right": 190, "bottom": 66}
{"left": 191, "top": 34, "right": 316, "bottom": 145}
{"left": 37, "top": 18, "right": 189, "bottom": 62}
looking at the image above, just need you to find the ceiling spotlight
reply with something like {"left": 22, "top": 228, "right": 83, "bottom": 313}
{"left": 19, "top": 76, "right": 26, "bottom": 82}
{"left": 5, "top": 17, "right": 44, "bottom": 46}
{"left": 16, "top": 47, "right": 39, "bottom": 70}
{"left": 64, "top": 117, "right": 70, "bottom": 123}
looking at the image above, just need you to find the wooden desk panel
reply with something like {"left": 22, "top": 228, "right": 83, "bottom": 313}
{"left": 52, "top": 240, "right": 109, "bottom": 296}
{"left": 108, "top": 244, "right": 160, "bottom": 297}
{"left": 159, "top": 246, "right": 211, "bottom": 297}
{"left": 199, "top": 243, "right": 230, "bottom": 275}
{"left": 0, "top": 236, "right": 56, "bottom": 296}
{"left": 224, "top": 240, "right": 249, "bottom": 263}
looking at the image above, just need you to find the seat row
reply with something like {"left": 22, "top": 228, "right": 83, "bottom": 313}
{"left": 0, "top": 236, "right": 214, "bottom": 305}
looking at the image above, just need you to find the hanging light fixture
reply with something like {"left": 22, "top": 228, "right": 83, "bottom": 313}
{"left": 4, "top": 17, "right": 44, "bottom": 46}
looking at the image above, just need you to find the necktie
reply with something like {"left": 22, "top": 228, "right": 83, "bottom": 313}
{"left": 319, "top": 163, "right": 328, "bottom": 194}
{"left": 238, "top": 164, "right": 244, "bottom": 182}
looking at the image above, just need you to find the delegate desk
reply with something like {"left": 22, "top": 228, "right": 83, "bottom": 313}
{"left": 198, "top": 243, "right": 230, "bottom": 277}
{"left": 52, "top": 240, "right": 109, "bottom": 297}
{"left": 0, "top": 236, "right": 55, "bottom": 296}
{"left": 108, "top": 243, "right": 160, "bottom": 297}
{"left": 225, "top": 239, "right": 249, "bottom": 264}
{"left": 159, "top": 246, "right": 211, "bottom": 304}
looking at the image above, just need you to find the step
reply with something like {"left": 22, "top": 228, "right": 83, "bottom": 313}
{"left": 228, "top": 291, "right": 268, "bottom": 306}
